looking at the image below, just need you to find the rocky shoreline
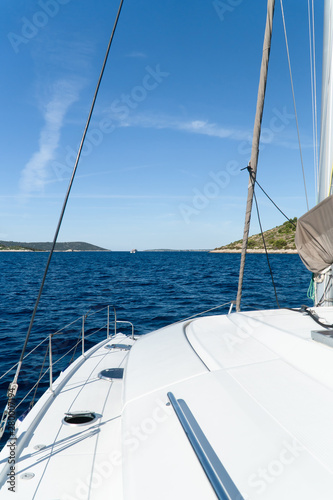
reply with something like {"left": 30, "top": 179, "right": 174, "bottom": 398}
{"left": 0, "top": 249, "right": 32, "bottom": 252}
{"left": 210, "top": 249, "right": 298, "bottom": 254}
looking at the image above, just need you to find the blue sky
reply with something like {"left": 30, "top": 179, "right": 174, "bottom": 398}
{"left": 0, "top": 0, "right": 324, "bottom": 250}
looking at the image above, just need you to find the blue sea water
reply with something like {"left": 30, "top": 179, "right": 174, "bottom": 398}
{"left": 0, "top": 251, "right": 312, "bottom": 448}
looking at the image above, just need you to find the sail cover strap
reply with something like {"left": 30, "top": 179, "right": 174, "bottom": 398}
{"left": 295, "top": 195, "right": 333, "bottom": 273}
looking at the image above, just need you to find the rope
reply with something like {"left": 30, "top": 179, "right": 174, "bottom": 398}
{"left": 240, "top": 165, "right": 280, "bottom": 307}
{"left": 280, "top": 0, "right": 309, "bottom": 210}
{"left": 241, "top": 165, "right": 296, "bottom": 228}
{"left": 307, "top": 275, "right": 315, "bottom": 304}
{"left": 253, "top": 189, "right": 280, "bottom": 308}
{"left": 287, "top": 305, "right": 333, "bottom": 329}
{"left": 239, "top": 166, "right": 281, "bottom": 307}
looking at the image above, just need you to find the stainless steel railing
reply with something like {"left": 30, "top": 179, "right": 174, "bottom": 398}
{"left": 47, "top": 306, "right": 134, "bottom": 391}
{"left": 0, "top": 306, "right": 134, "bottom": 419}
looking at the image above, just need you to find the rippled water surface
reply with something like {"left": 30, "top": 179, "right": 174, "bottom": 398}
{"left": 0, "top": 251, "right": 312, "bottom": 447}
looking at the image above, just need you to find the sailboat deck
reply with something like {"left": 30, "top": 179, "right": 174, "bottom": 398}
{"left": 0, "top": 334, "right": 134, "bottom": 499}
{"left": 1, "top": 308, "right": 333, "bottom": 498}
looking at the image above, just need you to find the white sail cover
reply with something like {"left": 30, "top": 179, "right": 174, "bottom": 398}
{"left": 318, "top": 0, "right": 333, "bottom": 202}
{"left": 295, "top": 194, "right": 333, "bottom": 273}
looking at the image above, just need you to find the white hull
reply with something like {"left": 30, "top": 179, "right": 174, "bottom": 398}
{"left": 1, "top": 308, "right": 333, "bottom": 499}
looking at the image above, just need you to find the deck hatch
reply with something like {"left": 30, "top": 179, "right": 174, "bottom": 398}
{"left": 98, "top": 368, "right": 124, "bottom": 381}
{"left": 64, "top": 411, "right": 97, "bottom": 425}
{"left": 105, "top": 344, "right": 131, "bottom": 351}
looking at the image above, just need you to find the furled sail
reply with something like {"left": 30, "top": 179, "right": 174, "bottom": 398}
{"left": 318, "top": 0, "right": 333, "bottom": 203}
{"left": 295, "top": 194, "right": 333, "bottom": 273}
{"left": 309, "top": 0, "right": 333, "bottom": 304}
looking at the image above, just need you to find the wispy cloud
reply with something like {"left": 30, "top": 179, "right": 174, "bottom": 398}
{"left": 106, "top": 110, "right": 306, "bottom": 149}
{"left": 177, "top": 119, "right": 247, "bottom": 139}
{"left": 20, "top": 79, "right": 81, "bottom": 194}
{"left": 125, "top": 51, "right": 147, "bottom": 59}
{"left": 109, "top": 112, "right": 250, "bottom": 141}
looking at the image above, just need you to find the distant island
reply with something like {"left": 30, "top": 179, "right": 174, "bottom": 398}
{"left": 211, "top": 218, "right": 298, "bottom": 253}
{"left": 0, "top": 241, "right": 109, "bottom": 252}
{"left": 144, "top": 249, "right": 210, "bottom": 252}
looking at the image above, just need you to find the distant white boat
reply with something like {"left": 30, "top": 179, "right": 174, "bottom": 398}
{"left": 1, "top": 1, "right": 333, "bottom": 499}
{"left": 130, "top": 249, "right": 137, "bottom": 253}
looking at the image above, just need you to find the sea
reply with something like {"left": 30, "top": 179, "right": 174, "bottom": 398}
{"left": 0, "top": 250, "right": 312, "bottom": 449}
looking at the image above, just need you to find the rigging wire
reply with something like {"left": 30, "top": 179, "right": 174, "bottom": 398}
{"left": 167, "top": 302, "right": 233, "bottom": 327}
{"left": 29, "top": 342, "right": 49, "bottom": 410}
{"left": 241, "top": 162, "right": 308, "bottom": 309}
{"left": 241, "top": 165, "right": 296, "bottom": 228}
{"left": 252, "top": 181, "right": 280, "bottom": 309}
{"left": 0, "top": 0, "right": 125, "bottom": 438}
{"left": 15, "top": 323, "right": 105, "bottom": 413}
{"left": 241, "top": 165, "right": 280, "bottom": 308}
{"left": 280, "top": 0, "right": 309, "bottom": 211}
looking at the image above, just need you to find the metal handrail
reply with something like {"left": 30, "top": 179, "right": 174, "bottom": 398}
{"left": 82, "top": 315, "right": 85, "bottom": 356}
{"left": 49, "top": 335, "right": 53, "bottom": 393}
{"left": 0, "top": 305, "right": 135, "bottom": 441}
{"left": 1, "top": 305, "right": 131, "bottom": 387}
{"left": 167, "top": 392, "right": 245, "bottom": 500}
{"left": 115, "top": 320, "right": 135, "bottom": 339}
{"left": 46, "top": 306, "right": 135, "bottom": 396}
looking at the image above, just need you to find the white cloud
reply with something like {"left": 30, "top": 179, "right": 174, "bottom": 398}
{"left": 107, "top": 110, "right": 311, "bottom": 149}
{"left": 20, "top": 79, "right": 81, "bottom": 194}
{"left": 108, "top": 112, "right": 250, "bottom": 141}
{"left": 177, "top": 119, "right": 245, "bottom": 139}
{"left": 125, "top": 51, "right": 147, "bottom": 59}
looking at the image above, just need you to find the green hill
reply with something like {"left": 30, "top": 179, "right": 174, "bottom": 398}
{"left": 0, "top": 242, "right": 34, "bottom": 251}
{"left": 0, "top": 241, "right": 109, "bottom": 252}
{"left": 213, "top": 218, "right": 297, "bottom": 252}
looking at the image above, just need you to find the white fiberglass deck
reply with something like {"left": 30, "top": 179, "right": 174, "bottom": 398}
{"left": 1, "top": 308, "right": 333, "bottom": 499}
{"left": 0, "top": 334, "right": 134, "bottom": 499}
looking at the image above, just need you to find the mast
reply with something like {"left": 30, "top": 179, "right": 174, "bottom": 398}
{"left": 318, "top": 0, "right": 333, "bottom": 203}
{"left": 315, "top": 0, "right": 333, "bottom": 306}
{"left": 235, "top": 0, "right": 275, "bottom": 312}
